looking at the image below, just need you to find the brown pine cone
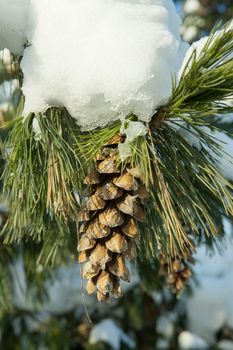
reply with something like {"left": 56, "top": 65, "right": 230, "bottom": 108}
{"left": 77, "top": 134, "right": 149, "bottom": 302}
{"left": 159, "top": 253, "right": 194, "bottom": 297}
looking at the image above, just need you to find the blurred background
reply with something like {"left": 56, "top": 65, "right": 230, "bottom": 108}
{"left": 0, "top": 1, "right": 233, "bottom": 349}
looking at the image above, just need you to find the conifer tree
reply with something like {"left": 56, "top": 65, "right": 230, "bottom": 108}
{"left": 0, "top": 0, "right": 233, "bottom": 349}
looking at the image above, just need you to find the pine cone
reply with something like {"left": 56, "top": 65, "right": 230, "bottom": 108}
{"left": 77, "top": 134, "right": 149, "bottom": 302}
{"left": 159, "top": 253, "right": 194, "bottom": 297}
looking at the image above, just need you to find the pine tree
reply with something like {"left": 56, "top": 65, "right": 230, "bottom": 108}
{"left": 0, "top": 1, "right": 233, "bottom": 348}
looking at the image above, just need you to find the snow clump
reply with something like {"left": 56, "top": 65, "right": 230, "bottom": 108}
{"left": 20, "top": 0, "right": 188, "bottom": 129}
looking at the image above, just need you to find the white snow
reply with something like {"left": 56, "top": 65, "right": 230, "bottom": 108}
{"left": 0, "top": 0, "right": 30, "bottom": 55}
{"left": 187, "top": 219, "right": 233, "bottom": 344}
{"left": 119, "top": 121, "right": 148, "bottom": 161}
{"left": 0, "top": 79, "right": 18, "bottom": 103}
{"left": 20, "top": 0, "right": 188, "bottom": 129}
{"left": 32, "top": 117, "right": 42, "bottom": 141}
{"left": 0, "top": 50, "right": 19, "bottom": 112}
{"left": 156, "top": 338, "right": 170, "bottom": 349}
{"left": 217, "top": 340, "right": 233, "bottom": 350}
{"left": 123, "top": 121, "right": 148, "bottom": 143}
{"left": 10, "top": 259, "right": 92, "bottom": 313}
{"left": 178, "top": 331, "right": 209, "bottom": 350}
{"left": 156, "top": 313, "right": 175, "bottom": 339}
{"left": 43, "top": 265, "right": 88, "bottom": 314}
{"left": 89, "top": 319, "right": 135, "bottom": 349}
{"left": 183, "top": 0, "right": 200, "bottom": 14}
{"left": 212, "top": 131, "right": 233, "bottom": 181}
{"left": 182, "top": 26, "right": 199, "bottom": 42}
{"left": 217, "top": 112, "right": 233, "bottom": 125}
{"left": 0, "top": 48, "right": 11, "bottom": 65}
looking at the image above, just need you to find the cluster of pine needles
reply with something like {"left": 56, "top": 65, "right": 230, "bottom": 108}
{"left": 0, "top": 22, "right": 233, "bottom": 295}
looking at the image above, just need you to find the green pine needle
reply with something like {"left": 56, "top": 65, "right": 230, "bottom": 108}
{"left": 1, "top": 20, "right": 233, "bottom": 268}
{"left": 168, "top": 21, "right": 233, "bottom": 121}
{"left": 131, "top": 124, "right": 233, "bottom": 259}
{"left": 1, "top": 109, "right": 83, "bottom": 253}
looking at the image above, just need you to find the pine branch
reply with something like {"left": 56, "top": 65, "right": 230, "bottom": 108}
{"left": 167, "top": 21, "right": 233, "bottom": 121}
{"left": 1, "top": 20, "right": 232, "bottom": 293}
{"left": 129, "top": 123, "right": 233, "bottom": 259}
{"left": 1, "top": 109, "right": 82, "bottom": 262}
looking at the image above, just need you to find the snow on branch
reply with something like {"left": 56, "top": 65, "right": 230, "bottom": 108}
{"left": 11, "top": 0, "right": 188, "bottom": 129}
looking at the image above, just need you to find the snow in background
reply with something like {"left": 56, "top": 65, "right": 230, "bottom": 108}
{"left": 11, "top": 261, "right": 87, "bottom": 314}
{"left": 172, "top": 114, "right": 233, "bottom": 181}
{"left": 186, "top": 219, "right": 233, "bottom": 344}
{"left": 180, "top": 0, "right": 200, "bottom": 42}
{"left": 178, "top": 331, "right": 208, "bottom": 350}
{"left": 10, "top": 219, "right": 233, "bottom": 349}
{"left": 89, "top": 319, "right": 135, "bottom": 349}
{"left": 155, "top": 220, "right": 233, "bottom": 350}
{"left": 0, "top": 0, "right": 30, "bottom": 55}
{"left": 0, "top": 49, "right": 19, "bottom": 113}
{"left": 0, "top": 79, "right": 18, "bottom": 107}
{"left": 19, "top": 0, "right": 188, "bottom": 129}
{"left": 0, "top": 48, "right": 11, "bottom": 66}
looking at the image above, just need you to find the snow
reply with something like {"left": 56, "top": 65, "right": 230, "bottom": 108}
{"left": 43, "top": 265, "right": 89, "bottom": 314}
{"left": 213, "top": 131, "right": 233, "bottom": 181}
{"left": 156, "top": 338, "right": 170, "bottom": 349}
{"left": 119, "top": 121, "right": 148, "bottom": 161}
{"left": 178, "top": 331, "right": 209, "bottom": 350}
{"left": 89, "top": 319, "right": 135, "bottom": 349}
{"left": 217, "top": 340, "right": 233, "bottom": 350}
{"left": 11, "top": 258, "right": 89, "bottom": 313}
{"left": 0, "top": 0, "right": 30, "bottom": 55}
{"left": 186, "top": 219, "right": 233, "bottom": 344}
{"left": 183, "top": 0, "right": 200, "bottom": 14}
{"left": 0, "top": 48, "right": 11, "bottom": 65}
{"left": 182, "top": 26, "right": 199, "bottom": 42}
{"left": 122, "top": 121, "right": 148, "bottom": 143}
{"left": 156, "top": 313, "right": 175, "bottom": 339}
{"left": 20, "top": 0, "right": 188, "bottom": 129}
{"left": 217, "top": 112, "right": 233, "bottom": 125}
{"left": 179, "top": 36, "right": 208, "bottom": 76}
{"left": 0, "top": 80, "right": 18, "bottom": 104}
{"left": 32, "top": 117, "right": 42, "bottom": 141}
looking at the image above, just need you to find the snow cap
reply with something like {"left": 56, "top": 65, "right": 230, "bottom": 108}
{"left": 21, "top": 0, "right": 188, "bottom": 129}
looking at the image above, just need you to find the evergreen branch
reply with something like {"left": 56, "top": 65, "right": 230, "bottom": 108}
{"left": 1, "top": 109, "right": 83, "bottom": 255}
{"left": 131, "top": 124, "right": 233, "bottom": 259}
{"left": 1, "top": 19, "right": 232, "bottom": 287}
{"left": 76, "top": 120, "right": 123, "bottom": 168}
{"left": 167, "top": 21, "right": 233, "bottom": 121}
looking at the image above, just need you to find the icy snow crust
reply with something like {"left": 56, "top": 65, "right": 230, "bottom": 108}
{"left": 19, "top": 0, "right": 188, "bottom": 129}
